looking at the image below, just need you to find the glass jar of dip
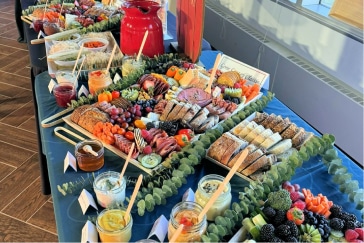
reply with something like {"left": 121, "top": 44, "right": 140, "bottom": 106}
{"left": 75, "top": 139, "right": 104, "bottom": 172}
{"left": 121, "top": 56, "right": 143, "bottom": 78}
{"left": 96, "top": 208, "right": 133, "bottom": 242}
{"left": 167, "top": 201, "right": 207, "bottom": 242}
{"left": 93, "top": 171, "right": 126, "bottom": 208}
{"left": 56, "top": 71, "right": 78, "bottom": 87}
{"left": 88, "top": 69, "right": 112, "bottom": 95}
{"left": 53, "top": 82, "right": 76, "bottom": 108}
{"left": 194, "top": 174, "right": 232, "bottom": 221}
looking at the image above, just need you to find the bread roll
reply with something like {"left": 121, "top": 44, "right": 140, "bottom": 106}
{"left": 281, "top": 123, "right": 298, "bottom": 139}
{"left": 237, "top": 148, "right": 264, "bottom": 172}
{"left": 272, "top": 117, "right": 291, "bottom": 133}
{"left": 292, "top": 128, "right": 306, "bottom": 148}
{"left": 241, "top": 155, "right": 269, "bottom": 176}
{"left": 253, "top": 112, "right": 269, "bottom": 124}
{"left": 260, "top": 113, "right": 276, "bottom": 127}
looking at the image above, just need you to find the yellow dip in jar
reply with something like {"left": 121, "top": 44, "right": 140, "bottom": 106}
{"left": 96, "top": 209, "right": 133, "bottom": 242}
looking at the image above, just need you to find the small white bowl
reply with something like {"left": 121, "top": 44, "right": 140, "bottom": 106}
{"left": 78, "top": 37, "right": 109, "bottom": 52}
{"left": 54, "top": 55, "right": 85, "bottom": 67}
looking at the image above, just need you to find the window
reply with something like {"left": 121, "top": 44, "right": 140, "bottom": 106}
{"left": 287, "top": 0, "right": 335, "bottom": 17}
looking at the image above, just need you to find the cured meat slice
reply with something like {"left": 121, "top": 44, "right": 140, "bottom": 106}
{"left": 177, "top": 87, "right": 212, "bottom": 108}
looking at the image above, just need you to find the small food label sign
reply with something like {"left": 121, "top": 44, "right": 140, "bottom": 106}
{"left": 217, "top": 54, "right": 270, "bottom": 89}
{"left": 64, "top": 151, "right": 77, "bottom": 173}
{"left": 182, "top": 188, "right": 195, "bottom": 202}
{"left": 147, "top": 214, "right": 169, "bottom": 242}
{"left": 113, "top": 73, "right": 121, "bottom": 84}
{"left": 78, "top": 84, "right": 89, "bottom": 97}
{"left": 81, "top": 220, "right": 98, "bottom": 243}
{"left": 78, "top": 189, "right": 98, "bottom": 214}
{"left": 48, "top": 79, "right": 57, "bottom": 93}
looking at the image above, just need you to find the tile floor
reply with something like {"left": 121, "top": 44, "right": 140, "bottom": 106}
{"left": 0, "top": 0, "right": 58, "bottom": 241}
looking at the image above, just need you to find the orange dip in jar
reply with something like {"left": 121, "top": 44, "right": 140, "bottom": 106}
{"left": 88, "top": 69, "right": 112, "bottom": 95}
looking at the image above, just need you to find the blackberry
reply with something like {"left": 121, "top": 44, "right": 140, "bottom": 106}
{"left": 285, "top": 220, "right": 299, "bottom": 237}
{"left": 330, "top": 218, "right": 344, "bottom": 231}
{"left": 275, "top": 224, "right": 291, "bottom": 238}
{"left": 263, "top": 206, "right": 276, "bottom": 219}
{"left": 158, "top": 121, "right": 179, "bottom": 136}
{"left": 260, "top": 224, "right": 275, "bottom": 242}
{"left": 355, "top": 220, "right": 363, "bottom": 228}
{"left": 330, "top": 204, "right": 343, "bottom": 218}
{"left": 344, "top": 220, "right": 357, "bottom": 230}
{"left": 270, "top": 236, "right": 284, "bottom": 242}
{"left": 272, "top": 210, "right": 287, "bottom": 226}
{"left": 146, "top": 122, "right": 155, "bottom": 130}
{"left": 347, "top": 213, "right": 357, "bottom": 222}
{"left": 285, "top": 236, "right": 298, "bottom": 242}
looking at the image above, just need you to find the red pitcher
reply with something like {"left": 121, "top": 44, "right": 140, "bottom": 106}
{"left": 121, "top": 0, "right": 164, "bottom": 57}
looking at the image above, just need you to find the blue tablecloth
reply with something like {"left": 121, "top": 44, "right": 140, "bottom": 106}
{"left": 35, "top": 50, "right": 363, "bottom": 241}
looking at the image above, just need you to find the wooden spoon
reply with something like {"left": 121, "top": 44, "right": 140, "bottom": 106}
{"left": 198, "top": 148, "right": 248, "bottom": 222}
{"left": 82, "top": 145, "right": 98, "bottom": 156}
{"left": 119, "top": 143, "right": 134, "bottom": 180}
{"left": 205, "top": 53, "right": 221, "bottom": 94}
{"left": 123, "top": 174, "right": 143, "bottom": 224}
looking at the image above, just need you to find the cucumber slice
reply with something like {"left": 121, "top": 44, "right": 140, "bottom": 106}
{"left": 141, "top": 153, "right": 162, "bottom": 169}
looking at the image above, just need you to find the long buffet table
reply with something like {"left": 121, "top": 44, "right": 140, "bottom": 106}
{"left": 34, "top": 50, "right": 363, "bottom": 242}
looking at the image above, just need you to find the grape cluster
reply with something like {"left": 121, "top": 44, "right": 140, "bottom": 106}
{"left": 107, "top": 105, "right": 142, "bottom": 129}
{"left": 133, "top": 99, "right": 158, "bottom": 117}
{"left": 303, "top": 209, "right": 330, "bottom": 241}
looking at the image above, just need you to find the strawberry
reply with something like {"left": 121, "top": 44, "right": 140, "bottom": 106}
{"left": 286, "top": 207, "right": 304, "bottom": 225}
{"left": 290, "top": 191, "right": 301, "bottom": 202}
{"left": 142, "top": 145, "right": 152, "bottom": 155}
{"left": 291, "top": 200, "right": 306, "bottom": 210}
{"left": 355, "top": 228, "right": 364, "bottom": 240}
{"left": 142, "top": 80, "right": 155, "bottom": 91}
{"left": 346, "top": 229, "right": 359, "bottom": 242}
{"left": 233, "top": 82, "right": 242, "bottom": 89}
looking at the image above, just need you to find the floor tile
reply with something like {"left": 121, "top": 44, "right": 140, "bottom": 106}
{"left": 0, "top": 71, "right": 32, "bottom": 90}
{"left": 1, "top": 100, "right": 35, "bottom": 127}
{"left": 27, "top": 201, "right": 57, "bottom": 235}
{"left": 0, "top": 213, "right": 58, "bottom": 242}
{"left": 2, "top": 177, "right": 51, "bottom": 222}
{"left": 0, "top": 140, "right": 35, "bottom": 167}
{"left": 0, "top": 154, "right": 41, "bottom": 210}
{"left": 18, "top": 116, "right": 37, "bottom": 134}
{"left": 0, "top": 162, "right": 16, "bottom": 181}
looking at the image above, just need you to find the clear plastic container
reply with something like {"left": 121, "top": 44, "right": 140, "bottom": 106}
{"left": 96, "top": 208, "right": 133, "bottom": 242}
{"left": 121, "top": 56, "right": 143, "bottom": 78}
{"left": 75, "top": 139, "right": 104, "bottom": 172}
{"left": 88, "top": 69, "right": 112, "bottom": 95}
{"left": 53, "top": 82, "right": 76, "bottom": 108}
{"left": 167, "top": 201, "right": 207, "bottom": 242}
{"left": 93, "top": 171, "right": 126, "bottom": 208}
{"left": 194, "top": 174, "right": 232, "bottom": 221}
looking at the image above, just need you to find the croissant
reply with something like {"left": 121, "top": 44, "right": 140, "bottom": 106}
{"left": 217, "top": 71, "right": 241, "bottom": 87}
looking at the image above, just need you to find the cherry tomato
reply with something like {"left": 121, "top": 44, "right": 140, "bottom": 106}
{"left": 124, "top": 131, "right": 135, "bottom": 141}
{"left": 111, "top": 90, "right": 120, "bottom": 99}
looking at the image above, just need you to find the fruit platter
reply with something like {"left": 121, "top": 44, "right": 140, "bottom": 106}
{"left": 206, "top": 112, "right": 314, "bottom": 181}
{"left": 240, "top": 180, "right": 363, "bottom": 242}
{"left": 21, "top": 0, "right": 122, "bottom": 36}
{"left": 57, "top": 53, "right": 267, "bottom": 175}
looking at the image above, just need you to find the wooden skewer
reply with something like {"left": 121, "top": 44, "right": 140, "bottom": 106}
{"left": 197, "top": 148, "right": 248, "bottom": 222}
{"left": 124, "top": 174, "right": 143, "bottom": 223}
{"left": 205, "top": 53, "right": 221, "bottom": 94}
{"left": 169, "top": 224, "right": 184, "bottom": 243}
{"left": 72, "top": 45, "right": 84, "bottom": 75}
{"left": 136, "top": 30, "right": 148, "bottom": 62}
{"left": 106, "top": 44, "right": 117, "bottom": 73}
{"left": 119, "top": 143, "right": 134, "bottom": 180}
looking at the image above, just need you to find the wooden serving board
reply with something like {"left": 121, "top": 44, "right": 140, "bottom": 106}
{"left": 62, "top": 115, "right": 162, "bottom": 175}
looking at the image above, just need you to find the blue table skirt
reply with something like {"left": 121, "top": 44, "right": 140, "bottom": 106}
{"left": 35, "top": 50, "right": 363, "bottom": 242}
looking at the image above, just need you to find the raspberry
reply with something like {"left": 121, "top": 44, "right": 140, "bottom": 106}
{"left": 292, "top": 200, "right": 306, "bottom": 210}
{"left": 345, "top": 229, "right": 359, "bottom": 241}
{"left": 351, "top": 239, "right": 364, "bottom": 243}
{"left": 355, "top": 228, "right": 364, "bottom": 240}
{"left": 290, "top": 191, "right": 301, "bottom": 202}
{"left": 142, "top": 145, "right": 152, "bottom": 154}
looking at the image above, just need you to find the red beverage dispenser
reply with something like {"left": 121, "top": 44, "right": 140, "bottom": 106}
{"left": 120, "top": 0, "right": 164, "bottom": 57}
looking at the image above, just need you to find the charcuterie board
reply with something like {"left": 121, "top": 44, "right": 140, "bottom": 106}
{"left": 62, "top": 114, "right": 162, "bottom": 175}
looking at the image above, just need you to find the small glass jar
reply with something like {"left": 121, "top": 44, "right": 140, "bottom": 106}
{"left": 96, "top": 208, "right": 133, "bottom": 242}
{"left": 53, "top": 82, "right": 76, "bottom": 108}
{"left": 121, "top": 56, "right": 143, "bottom": 78}
{"left": 167, "top": 201, "right": 207, "bottom": 242}
{"left": 75, "top": 139, "right": 104, "bottom": 172}
{"left": 194, "top": 174, "right": 232, "bottom": 221}
{"left": 88, "top": 69, "right": 112, "bottom": 95}
{"left": 56, "top": 71, "right": 78, "bottom": 86}
{"left": 93, "top": 171, "right": 126, "bottom": 208}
